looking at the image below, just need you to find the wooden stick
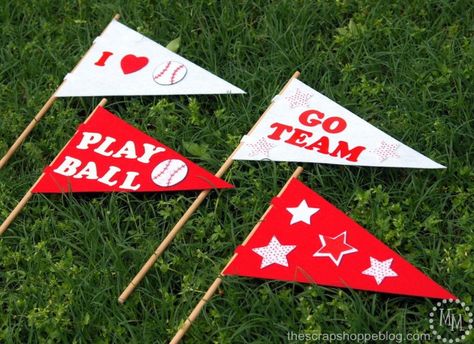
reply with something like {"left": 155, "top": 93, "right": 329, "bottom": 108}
{"left": 118, "top": 71, "right": 301, "bottom": 304}
{"left": 169, "top": 277, "right": 223, "bottom": 344}
{"left": 0, "top": 14, "right": 120, "bottom": 170}
{"left": 0, "top": 98, "right": 108, "bottom": 236}
{"left": 0, "top": 95, "right": 57, "bottom": 170}
{"left": 169, "top": 166, "right": 304, "bottom": 344}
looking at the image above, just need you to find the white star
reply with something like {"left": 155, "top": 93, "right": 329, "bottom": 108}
{"left": 247, "top": 137, "right": 276, "bottom": 158}
{"left": 362, "top": 257, "right": 398, "bottom": 285}
{"left": 286, "top": 200, "right": 320, "bottom": 225}
{"left": 252, "top": 236, "right": 296, "bottom": 269}
{"left": 285, "top": 88, "right": 313, "bottom": 109}
{"left": 373, "top": 141, "right": 400, "bottom": 162}
{"left": 313, "top": 231, "right": 358, "bottom": 266}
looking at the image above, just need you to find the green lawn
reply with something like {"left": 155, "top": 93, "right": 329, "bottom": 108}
{"left": 1, "top": 1, "right": 473, "bottom": 343}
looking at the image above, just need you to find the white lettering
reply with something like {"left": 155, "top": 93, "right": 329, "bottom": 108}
{"left": 94, "top": 136, "right": 116, "bottom": 156}
{"left": 53, "top": 156, "right": 82, "bottom": 176}
{"left": 97, "top": 166, "right": 121, "bottom": 186}
{"left": 73, "top": 161, "right": 99, "bottom": 179}
{"left": 119, "top": 172, "right": 141, "bottom": 190}
{"left": 112, "top": 140, "right": 138, "bottom": 160}
{"left": 137, "top": 143, "right": 166, "bottom": 163}
{"left": 76, "top": 132, "right": 102, "bottom": 150}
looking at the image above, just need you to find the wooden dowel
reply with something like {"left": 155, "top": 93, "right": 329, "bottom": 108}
{"left": 233, "top": 165, "right": 303, "bottom": 249}
{"left": 0, "top": 95, "right": 57, "bottom": 170}
{"left": 168, "top": 166, "right": 304, "bottom": 344}
{"left": 0, "top": 99, "right": 107, "bottom": 236}
{"left": 0, "top": 189, "right": 34, "bottom": 236}
{"left": 118, "top": 157, "right": 233, "bottom": 303}
{"left": 118, "top": 72, "right": 301, "bottom": 304}
{"left": 169, "top": 276, "right": 223, "bottom": 344}
{"left": 0, "top": 14, "right": 119, "bottom": 170}
{"left": 50, "top": 98, "right": 108, "bottom": 160}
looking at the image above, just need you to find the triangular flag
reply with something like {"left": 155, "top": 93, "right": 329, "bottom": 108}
{"left": 32, "top": 106, "right": 233, "bottom": 193}
{"left": 233, "top": 78, "right": 443, "bottom": 168}
{"left": 223, "top": 178, "right": 455, "bottom": 299}
{"left": 55, "top": 19, "right": 245, "bottom": 97}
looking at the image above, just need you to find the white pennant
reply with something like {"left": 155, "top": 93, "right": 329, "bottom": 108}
{"left": 233, "top": 78, "right": 444, "bottom": 169}
{"left": 56, "top": 19, "right": 245, "bottom": 97}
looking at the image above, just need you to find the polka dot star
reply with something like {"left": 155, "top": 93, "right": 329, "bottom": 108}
{"left": 285, "top": 88, "right": 313, "bottom": 109}
{"left": 247, "top": 137, "right": 276, "bottom": 158}
{"left": 362, "top": 257, "right": 398, "bottom": 285}
{"left": 252, "top": 236, "right": 297, "bottom": 269}
{"left": 373, "top": 141, "right": 400, "bottom": 162}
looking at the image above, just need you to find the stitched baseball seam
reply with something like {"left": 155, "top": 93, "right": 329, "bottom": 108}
{"left": 170, "top": 64, "right": 185, "bottom": 84}
{"left": 153, "top": 61, "right": 172, "bottom": 80}
{"left": 152, "top": 159, "right": 172, "bottom": 180}
{"left": 166, "top": 163, "right": 186, "bottom": 186}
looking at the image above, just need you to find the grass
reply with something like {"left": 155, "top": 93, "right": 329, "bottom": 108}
{"left": 1, "top": 0, "right": 473, "bottom": 343}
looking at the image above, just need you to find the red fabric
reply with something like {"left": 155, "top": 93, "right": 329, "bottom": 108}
{"left": 223, "top": 178, "right": 455, "bottom": 299}
{"left": 32, "top": 106, "right": 233, "bottom": 193}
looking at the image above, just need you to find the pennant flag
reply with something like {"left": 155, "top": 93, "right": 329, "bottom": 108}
{"left": 233, "top": 78, "right": 444, "bottom": 168}
{"left": 223, "top": 178, "right": 455, "bottom": 299}
{"left": 55, "top": 19, "right": 245, "bottom": 97}
{"left": 32, "top": 106, "right": 233, "bottom": 193}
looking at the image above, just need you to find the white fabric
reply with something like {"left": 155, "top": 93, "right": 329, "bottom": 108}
{"left": 286, "top": 200, "right": 320, "bottom": 225}
{"left": 233, "top": 78, "right": 444, "bottom": 168}
{"left": 56, "top": 20, "right": 245, "bottom": 97}
{"left": 362, "top": 257, "right": 398, "bottom": 285}
{"left": 252, "top": 236, "right": 296, "bottom": 269}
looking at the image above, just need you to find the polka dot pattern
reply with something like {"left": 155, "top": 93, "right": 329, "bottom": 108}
{"left": 285, "top": 88, "right": 313, "bottom": 109}
{"left": 373, "top": 141, "right": 400, "bottom": 162}
{"left": 252, "top": 236, "right": 297, "bottom": 269}
{"left": 362, "top": 257, "right": 398, "bottom": 285}
{"left": 247, "top": 137, "right": 276, "bottom": 158}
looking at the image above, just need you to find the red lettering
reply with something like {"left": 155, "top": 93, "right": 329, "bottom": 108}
{"left": 299, "top": 110, "right": 348, "bottom": 134}
{"left": 304, "top": 136, "right": 330, "bottom": 154}
{"left": 299, "top": 109, "right": 325, "bottom": 127}
{"left": 285, "top": 128, "right": 313, "bottom": 147}
{"left": 322, "top": 117, "right": 347, "bottom": 133}
{"left": 329, "top": 141, "right": 366, "bottom": 162}
{"left": 267, "top": 122, "right": 293, "bottom": 140}
{"left": 94, "top": 51, "right": 114, "bottom": 66}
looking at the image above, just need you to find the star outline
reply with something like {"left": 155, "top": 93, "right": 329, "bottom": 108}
{"left": 313, "top": 231, "right": 358, "bottom": 266}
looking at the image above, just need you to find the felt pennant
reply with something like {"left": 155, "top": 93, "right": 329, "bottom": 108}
{"left": 117, "top": 72, "right": 302, "bottom": 304}
{"left": 55, "top": 19, "right": 245, "bottom": 97}
{"left": 0, "top": 15, "right": 245, "bottom": 170}
{"left": 223, "top": 178, "right": 455, "bottom": 299}
{"left": 32, "top": 106, "right": 233, "bottom": 193}
{"left": 233, "top": 78, "right": 444, "bottom": 168}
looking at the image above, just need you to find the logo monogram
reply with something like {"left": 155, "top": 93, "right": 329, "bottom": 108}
{"left": 429, "top": 299, "right": 473, "bottom": 342}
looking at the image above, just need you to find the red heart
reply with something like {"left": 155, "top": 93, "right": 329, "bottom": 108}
{"left": 120, "top": 54, "right": 149, "bottom": 74}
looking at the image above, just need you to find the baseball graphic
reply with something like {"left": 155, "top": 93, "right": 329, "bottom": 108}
{"left": 152, "top": 61, "right": 187, "bottom": 85}
{"left": 151, "top": 159, "right": 188, "bottom": 187}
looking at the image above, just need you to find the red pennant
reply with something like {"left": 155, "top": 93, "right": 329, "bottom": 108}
{"left": 223, "top": 178, "right": 455, "bottom": 299}
{"left": 32, "top": 107, "right": 233, "bottom": 193}
{"left": 120, "top": 54, "right": 149, "bottom": 74}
